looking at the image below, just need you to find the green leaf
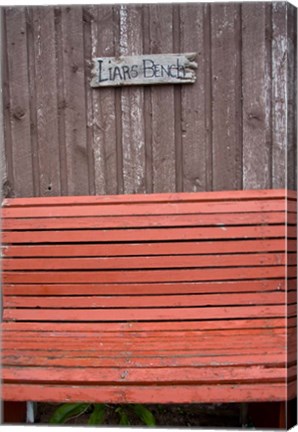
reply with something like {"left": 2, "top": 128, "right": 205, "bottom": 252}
{"left": 88, "top": 404, "right": 106, "bottom": 425}
{"left": 49, "top": 403, "right": 90, "bottom": 424}
{"left": 133, "top": 404, "right": 156, "bottom": 427}
{"left": 118, "top": 408, "right": 130, "bottom": 426}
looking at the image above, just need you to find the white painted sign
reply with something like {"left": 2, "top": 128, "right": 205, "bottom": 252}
{"left": 91, "top": 53, "right": 197, "bottom": 87}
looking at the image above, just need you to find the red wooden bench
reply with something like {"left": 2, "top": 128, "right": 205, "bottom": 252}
{"left": 1, "top": 189, "right": 296, "bottom": 426}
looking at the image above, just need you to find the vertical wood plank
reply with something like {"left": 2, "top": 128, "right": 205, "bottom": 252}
{"left": 26, "top": 8, "right": 40, "bottom": 197}
{"left": 211, "top": 3, "right": 242, "bottom": 191}
{"left": 142, "top": 5, "right": 153, "bottom": 194}
{"left": 82, "top": 7, "right": 96, "bottom": 196}
{"left": 173, "top": 5, "right": 183, "bottom": 192}
{"left": 32, "top": 7, "right": 61, "bottom": 197}
{"left": 242, "top": 3, "right": 272, "bottom": 190}
{"left": 90, "top": 5, "right": 118, "bottom": 195}
{"left": 272, "top": 2, "right": 287, "bottom": 189}
{"left": 1, "top": 8, "right": 9, "bottom": 198}
{"left": 150, "top": 4, "right": 176, "bottom": 193}
{"left": 204, "top": 4, "right": 213, "bottom": 192}
{"left": 180, "top": 3, "right": 208, "bottom": 192}
{"left": 286, "top": 3, "right": 297, "bottom": 191}
{"left": 271, "top": 2, "right": 297, "bottom": 191}
{"left": 119, "top": 5, "right": 146, "bottom": 194}
{"left": 113, "top": 5, "right": 124, "bottom": 195}
{"left": 5, "top": 7, "right": 34, "bottom": 197}
{"left": 54, "top": 7, "right": 67, "bottom": 196}
{"left": 61, "top": 6, "right": 89, "bottom": 196}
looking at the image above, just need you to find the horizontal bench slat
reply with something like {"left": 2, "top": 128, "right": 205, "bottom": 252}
{"left": 3, "top": 279, "right": 293, "bottom": 296}
{"left": 2, "top": 352, "right": 292, "bottom": 368}
{"left": 3, "top": 188, "right": 294, "bottom": 207}
{"left": 3, "top": 382, "right": 292, "bottom": 403}
{"left": 4, "top": 266, "right": 296, "bottom": 285}
{"left": 3, "top": 304, "right": 294, "bottom": 322}
{"left": 3, "top": 335, "right": 289, "bottom": 351}
{"left": 3, "top": 267, "right": 293, "bottom": 284}
{"left": 3, "top": 225, "right": 293, "bottom": 244}
{"left": 3, "top": 317, "right": 293, "bottom": 332}
{"left": 4, "top": 345, "right": 291, "bottom": 359}
{"left": 4, "top": 239, "right": 294, "bottom": 257}
{"left": 2, "top": 336, "right": 288, "bottom": 354}
{"left": 3, "top": 292, "right": 292, "bottom": 309}
{"left": 2, "top": 199, "right": 296, "bottom": 218}
{"left": 3, "top": 253, "right": 293, "bottom": 271}
{"left": 3, "top": 365, "right": 293, "bottom": 384}
{"left": 2, "top": 212, "right": 293, "bottom": 231}
{"left": 3, "top": 327, "right": 289, "bottom": 339}
{"left": 3, "top": 337, "right": 288, "bottom": 356}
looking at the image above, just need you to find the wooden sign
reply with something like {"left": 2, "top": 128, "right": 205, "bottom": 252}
{"left": 91, "top": 53, "right": 197, "bottom": 87}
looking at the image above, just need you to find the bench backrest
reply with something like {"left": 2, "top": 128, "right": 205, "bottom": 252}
{"left": 2, "top": 189, "right": 296, "bottom": 332}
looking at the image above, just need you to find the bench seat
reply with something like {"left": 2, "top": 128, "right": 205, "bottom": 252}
{"left": 1, "top": 189, "right": 296, "bottom": 404}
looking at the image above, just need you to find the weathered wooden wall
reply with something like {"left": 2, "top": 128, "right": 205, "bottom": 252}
{"left": 1, "top": 2, "right": 296, "bottom": 198}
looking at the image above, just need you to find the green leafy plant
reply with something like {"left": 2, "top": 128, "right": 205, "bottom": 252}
{"left": 49, "top": 402, "right": 156, "bottom": 426}
{"left": 133, "top": 404, "right": 156, "bottom": 426}
{"left": 49, "top": 403, "right": 90, "bottom": 424}
{"left": 116, "top": 407, "right": 130, "bottom": 425}
{"left": 88, "top": 404, "right": 106, "bottom": 425}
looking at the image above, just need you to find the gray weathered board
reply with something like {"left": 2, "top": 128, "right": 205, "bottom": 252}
{"left": 91, "top": 53, "right": 197, "bottom": 87}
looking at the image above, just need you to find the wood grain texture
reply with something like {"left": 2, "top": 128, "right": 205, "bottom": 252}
{"left": 286, "top": 3, "right": 297, "bottom": 190}
{"left": 4, "top": 7, "right": 34, "bottom": 196}
{"left": 3, "top": 365, "right": 293, "bottom": 384}
{"left": 3, "top": 291, "right": 289, "bottom": 308}
{"left": 180, "top": 4, "right": 207, "bottom": 192}
{"left": 272, "top": 2, "right": 287, "bottom": 189}
{"left": 60, "top": 6, "right": 89, "bottom": 195}
{"left": 33, "top": 7, "right": 61, "bottom": 197}
{"left": 211, "top": 3, "right": 242, "bottom": 191}
{"left": 242, "top": 3, "right": 272, "bottom": 189}
{"left": 0, "top": 9, "right": 9, "bottom": 198}
{"left": 2, "top": 279, "right": 290, "bottom": 296}
{"left": 2, "top": 196, "right": 292, "bottom": 217}
{"left": 2, "top": 211, "right": 289, "bottom": 230}
{"left": 150, "top": 4, "right": 176, "bottom": 193}
{"left": 2, "top": 253, "right": 289, "bottom": 271}
{"left": 82, "top": 6, "right": 96, "bottom": 195}
{"left": 2, "top": 304, "right": 291, "bottom": 322}
{"left": 90, "top": 6, "right": 118, "bottom": 195}
{"left": 3, "top": 317, "right": 293, "bottom": 332}
{"left": 3, "top": 383, "right": 292, "bottom": 403}
{"left": 119, "top": 5, "right": 146, "bottom": 194}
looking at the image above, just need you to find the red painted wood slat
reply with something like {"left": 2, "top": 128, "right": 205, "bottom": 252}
{"left": 3, "top": 239, "right": 293, "bottom": 257}
{"left": 2, "top": 383, "right": 291, "bottom": 403}
{"left": 3, "top": 365, "right": 293, "bottom": 384}
{"left": 2, "top": 253, "right": 291, "bottom": 270}
{"left": 2, "top": 198, "right": 295, "bottom": 218}
{"left": 2, "top": 279, "right": 292, "bottom": 296}
{"left": 1, "top": 211, "right": 292, "bottom": 231}
{"left": 3, "top": 317, "right": 293, "bottom": 332}
{"left": 3, "top": 304, "right": 291, "bottom": 322}
{"left": 2, "top": 225, "right": 291, "bottom": 244}
{"left": 3, "top": 292, "right": 289, "bottom": 309}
